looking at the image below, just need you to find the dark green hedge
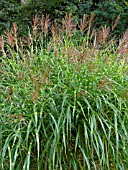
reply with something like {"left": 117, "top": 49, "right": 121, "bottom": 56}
{"left": 0, "top": 0, "right": 128, "bottom": 37}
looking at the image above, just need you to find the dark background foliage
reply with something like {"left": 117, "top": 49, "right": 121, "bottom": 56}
{"left": 0, "top": 0, "right": 128, "bottom": 36}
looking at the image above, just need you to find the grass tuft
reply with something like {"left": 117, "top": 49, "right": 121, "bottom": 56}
{"left": 0, "top": 14, "right": 128, "bottom": 170}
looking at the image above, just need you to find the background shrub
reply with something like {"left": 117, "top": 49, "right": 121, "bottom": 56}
{"left": 0, "top": 0, "right": 128, "bottom": 37}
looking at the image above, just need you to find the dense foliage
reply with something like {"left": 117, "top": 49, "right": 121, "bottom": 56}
{"left": 0, "top": 0, "right": 128, "bottom": 36}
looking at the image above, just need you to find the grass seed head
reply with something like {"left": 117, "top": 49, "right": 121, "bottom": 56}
{"left": 13, "top": 22, "right": 18, "bottom": 39}
{"left": 117, "top": 29, "right": 128, "bottom": 55}
{"left": 80, "top": 14, "right": 87, "bottom": 32}
{"left": 5, "top": 30, "right": 15, "bottom": 47}
{"left": 44, "top": 15, "right": 50, "bottom": 36}
{"left": 33, "top": 15, "right": 38, "bottom": 40}
{"left": 112, "top": 15, "right": 120, "bottom": 31}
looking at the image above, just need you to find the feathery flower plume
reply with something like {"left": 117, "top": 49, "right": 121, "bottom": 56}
{"left": 6, "top": 30, "right": 15, "bottom": 47}
{"left": 80, "top": 14, "right": 87, "bottom": 32}
{"left": 13, "top": 22, "right": 18, "bottom": 38}
{"left": 33, "top": 15, "right": 38, "bottom": 40}
{"left": 112, "top": 15, "right": 120, "bottom": 31}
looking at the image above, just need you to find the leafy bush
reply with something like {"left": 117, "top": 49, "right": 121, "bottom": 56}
{"left": 94, "top": 0, "right": 128, "bottom": 36}
{"left": 0, "top": 0, "right": 128, "bottom": 37}
{"left": 0, "top": 0, "right": 21, "bottom": 34}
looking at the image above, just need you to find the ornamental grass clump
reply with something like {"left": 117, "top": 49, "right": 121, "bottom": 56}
{"left": 0, "top": 14, "right": 128, "bottom": 170}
